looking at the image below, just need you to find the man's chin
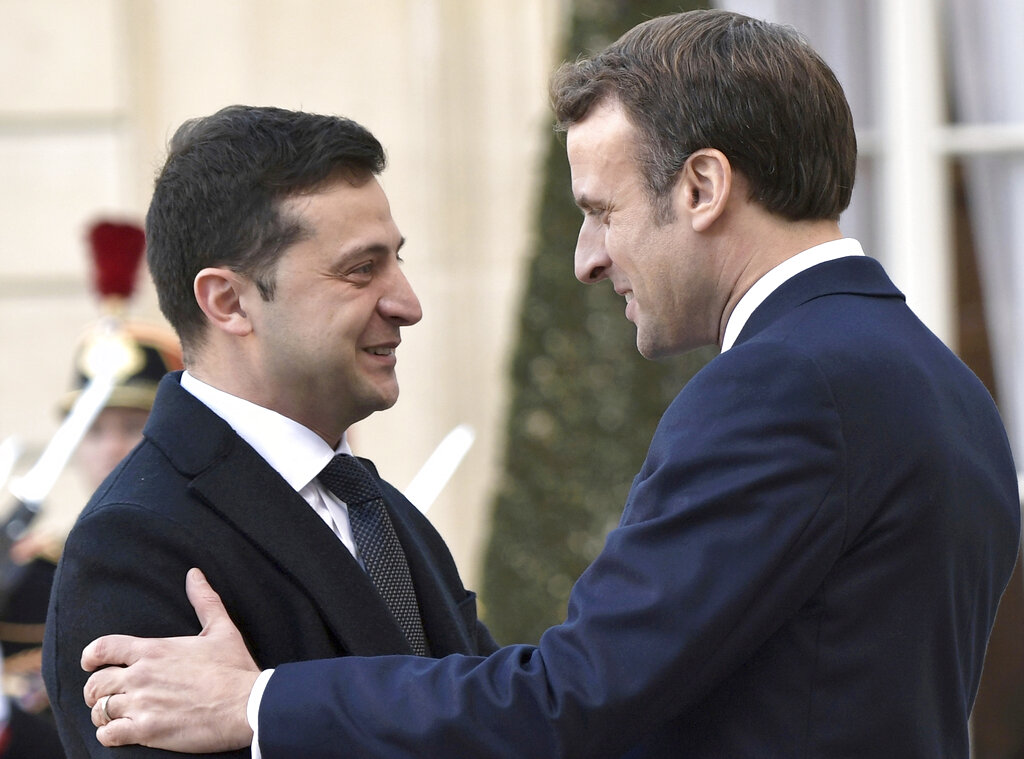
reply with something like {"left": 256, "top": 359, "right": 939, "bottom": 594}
{"left": 635, "top": 330, "right": 666, "bottom": 360}
{"left": 347, "top": 381, "right": 400, "bottom": 421}
{"left": 636, "top": 333, "right": 713, "bottom": 361}
{"left": 373, "top": 382, "right": 401, "bottom": 411}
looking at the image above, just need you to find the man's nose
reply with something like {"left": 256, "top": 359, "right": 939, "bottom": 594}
{"left": 574, "top": 221, "right": 610, "bottom": 284}
{"left": 379, "top": 268, "right": 423, "bottom": 326}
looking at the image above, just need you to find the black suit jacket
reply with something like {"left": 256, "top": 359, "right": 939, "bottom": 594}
{"left": 258, "top": 256, "right": 1021, "bottom": 758}
{"left": 42, "top": 373, "right": 496, "bottom": 758}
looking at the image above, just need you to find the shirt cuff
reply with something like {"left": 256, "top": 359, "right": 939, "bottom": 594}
{"left": 248, "top": 669, "right": 275, "bottom": 759}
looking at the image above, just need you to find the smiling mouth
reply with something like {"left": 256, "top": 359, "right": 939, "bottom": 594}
{"left": 366, "top": 347, "right": 396, "bottom": 357}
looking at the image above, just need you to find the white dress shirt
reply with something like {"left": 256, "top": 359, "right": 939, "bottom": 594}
{"left": 720, "top": 238, "right": 865, "bottom": 352}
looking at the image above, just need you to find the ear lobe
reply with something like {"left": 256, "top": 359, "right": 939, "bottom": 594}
{"left": 194, "top": 267, "right": 253, "bottom": 337}
{"left": 677, "top": 148, "right": 732, "bottom": 232}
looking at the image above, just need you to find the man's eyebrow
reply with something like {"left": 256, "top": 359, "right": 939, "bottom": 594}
{"left": 344, "top": 236, "right": 406, "bottom": 258}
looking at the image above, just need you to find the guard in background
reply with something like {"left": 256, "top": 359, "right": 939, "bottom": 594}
{"left": 0, "top": 220, "right": 182, "bottom": 758}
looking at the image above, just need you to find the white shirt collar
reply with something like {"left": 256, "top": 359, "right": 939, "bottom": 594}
{"left": 720, "top": 238, "right": 865, "bottom": 352}
{"left": 179, "top": 371, "right": 351, "bottom": 491}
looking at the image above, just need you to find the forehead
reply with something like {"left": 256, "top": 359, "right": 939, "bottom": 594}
{"left": 282, "top": 176, "right": 398, "bottom": 238}
{"left": 566, "top": 100, "right": 642, "bottom": 199}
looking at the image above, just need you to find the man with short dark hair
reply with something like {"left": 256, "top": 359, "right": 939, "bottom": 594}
{"left": 42, "top": 105, "right": 496, "bottom": 758}
{"left": 79, "top": 12, "right": 1020, "bottom": 758}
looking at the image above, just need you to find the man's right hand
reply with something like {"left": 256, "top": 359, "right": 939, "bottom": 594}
{"left": 81, "top": 567, "right": 259, "bottom": 753}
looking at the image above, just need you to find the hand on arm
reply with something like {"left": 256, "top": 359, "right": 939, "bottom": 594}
{"left": 81, "top": 568, "right": 260, "bottom": 753}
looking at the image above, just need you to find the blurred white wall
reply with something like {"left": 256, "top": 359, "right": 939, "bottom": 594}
{"left": 0, "top": 0, "right": 568, "bottom": 587}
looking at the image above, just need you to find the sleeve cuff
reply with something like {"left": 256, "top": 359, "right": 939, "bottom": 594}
{"left": 248, "top": 669, "right": 275, "bottom": 759}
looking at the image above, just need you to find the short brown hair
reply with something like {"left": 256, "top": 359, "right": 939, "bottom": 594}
{"left": 551, "top": 9, "right": 856, "bottom": 222}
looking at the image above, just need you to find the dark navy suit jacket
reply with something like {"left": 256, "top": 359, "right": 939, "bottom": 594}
{"left": 259, "top": 256, "right": 1020, "bottom": 758}
{"left": 42, "top": 374, "right": 496, "bottom": 758}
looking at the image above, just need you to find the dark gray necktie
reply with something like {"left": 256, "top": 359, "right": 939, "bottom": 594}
{"left": 318, "top": 454, "right": 428, "bottom": 656}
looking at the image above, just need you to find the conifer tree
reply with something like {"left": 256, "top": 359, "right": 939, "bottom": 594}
{"left": 482, "top": 0, "right": 712, "bottom": 645}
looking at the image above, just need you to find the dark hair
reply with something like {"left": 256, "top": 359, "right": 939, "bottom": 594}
{"left": 145, "top": 105, "right": 386, "bottom": 356}
{"left": 550, "top": 9, "right": 856, "bottom": 222}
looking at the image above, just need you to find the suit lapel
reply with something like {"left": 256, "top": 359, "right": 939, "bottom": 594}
{"left": 145, "top": 375, "right": 413, "bottom": 656}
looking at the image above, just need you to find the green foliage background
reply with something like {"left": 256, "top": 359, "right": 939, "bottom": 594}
{"left": 480, "top": 0, "right": 713, "bottom": 646}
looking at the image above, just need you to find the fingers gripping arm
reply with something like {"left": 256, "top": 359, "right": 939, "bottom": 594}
{"left": 82, "top": 568, "right": 260, "bottom": 753}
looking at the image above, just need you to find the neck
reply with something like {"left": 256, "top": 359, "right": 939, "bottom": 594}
{"left": 716, "top": 217, "right": 843, "bottom": 345}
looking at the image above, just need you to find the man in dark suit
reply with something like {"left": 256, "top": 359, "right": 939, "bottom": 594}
{"left": 79, "top": 10, "right": 1020, "bottom": 758}
{"left": 41, "top": 105, "right": 496, "bottom": 758}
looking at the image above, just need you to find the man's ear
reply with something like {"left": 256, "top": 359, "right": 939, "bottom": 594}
{"left": 675, "top": 148, "right": 732, "bottom": 232}
{"left": 193, "top": 268, "right": 253, "bottom": 337}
